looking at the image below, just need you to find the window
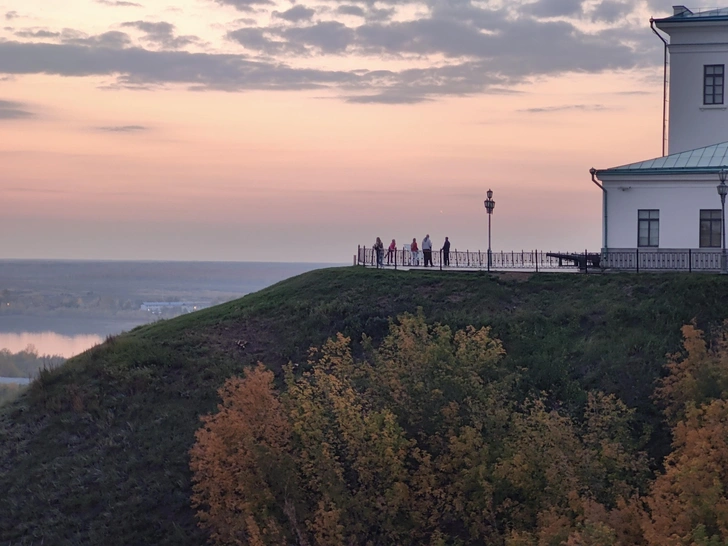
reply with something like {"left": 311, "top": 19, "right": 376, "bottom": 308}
{"left": 704, "top": 65, "right": 724, "bottom": 105}
{"left": 638, "top": 210, "right": 659, "bottom": 247}
{"left": 700, "top": 209, "right": 722, "bottom": 247}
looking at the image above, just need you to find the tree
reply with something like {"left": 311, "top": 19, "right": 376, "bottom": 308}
{"left": 189, "top": 364, "right": 299, "bottom": 546}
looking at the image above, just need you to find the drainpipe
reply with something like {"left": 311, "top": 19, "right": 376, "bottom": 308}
{"left": 650, "top": 18, "right": 668, "bottom": 156}
{"left": 590, "top": 168, "right": 607, "bottom": 251}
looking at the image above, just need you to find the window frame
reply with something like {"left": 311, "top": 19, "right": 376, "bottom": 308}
{"left": 700, "top": 209, "right": 722, "bottom": 248}
{"left": 638, "top": 209, "right": 659, "bottom": 248}
{"left": 704, "top": 64, "right": 725, "bottom": 105}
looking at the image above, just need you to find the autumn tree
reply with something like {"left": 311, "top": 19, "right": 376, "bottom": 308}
{"left": 189, "top": 364, "right": 302, "bottom": 546}
{"left": 643, "top": 324, "right": 728, "bottom": 546}
{"left": 191, "top": 312, "right": 651, "bottom": 546}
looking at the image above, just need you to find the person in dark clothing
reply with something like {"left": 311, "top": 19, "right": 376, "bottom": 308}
{"left": 422, "top": 234, "right": 433, "bottom": 267}
{"left": 442, "top": 237, "right": 451, "bottom": 266}
{"left": 373, "top": 237, "right": 384, "bottom": 268}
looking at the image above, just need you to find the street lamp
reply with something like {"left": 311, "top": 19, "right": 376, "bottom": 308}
{"left": 718, "top": 169, "right": 728, "bottom": 274}
{"left": 484, "top": 189, "right": 495, "bottom": 271}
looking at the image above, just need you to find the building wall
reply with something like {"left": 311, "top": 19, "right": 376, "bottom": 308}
{"left": 658, "top": 22, "right": 728, "bottom": 154}
{"left": 602, "top": 175, "right": 725, "bottom": 249}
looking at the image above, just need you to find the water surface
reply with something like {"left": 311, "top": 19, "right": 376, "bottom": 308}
{"left": 0, "top": 332, "right": 103, "bottom": 358}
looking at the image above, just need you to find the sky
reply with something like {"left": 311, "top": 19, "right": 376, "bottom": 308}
{"left": 0, "top": 0, "right": 674, "bottom": 262}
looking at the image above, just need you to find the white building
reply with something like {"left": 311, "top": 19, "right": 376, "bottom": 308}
{"left": 592, "top": 6, "right": 728, "bottom": 269}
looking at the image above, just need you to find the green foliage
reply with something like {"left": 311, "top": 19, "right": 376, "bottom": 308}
{"left": 0, "top": 383, "right": 24, "bottom": 406}
{"left": 0, "top": 345, "right": 65, "bottom": 378}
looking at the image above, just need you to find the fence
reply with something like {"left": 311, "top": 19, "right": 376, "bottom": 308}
{"left": 602, "top": 249, "right": 723, "bottom": 272}
{"left": 356, "top": 246, "right": 728, "bottom": 273}
{"left": 356, "top": 246, "right": 584, "bottom": 272}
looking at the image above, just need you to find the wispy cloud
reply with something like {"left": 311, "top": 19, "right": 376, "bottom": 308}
{"left": 519, "top": 104, "right": 612, "bottom": 113}
{"left": 0, "top": 99, "right": 33, "bottom": 120}
{"left": 97, "top": 125, "right": 148, "bottom": 132}
{"left": 121, "top": 20, "right": 199, "bottom": 49}
{"left": 5, "top": 10, "right": 18, "bottom": 20}
{"left": 95, "top": 0, "right": 143, "bottom": 6}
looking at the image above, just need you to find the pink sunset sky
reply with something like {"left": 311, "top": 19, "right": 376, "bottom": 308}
{"left": 0, "top": 0, "right": 672, "bottom": 262}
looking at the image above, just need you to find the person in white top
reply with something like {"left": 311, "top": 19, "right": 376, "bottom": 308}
{"left": 422, "top": 234, "right": 433, "bottom": 267}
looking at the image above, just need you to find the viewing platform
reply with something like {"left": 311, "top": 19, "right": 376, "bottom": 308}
{"left": 356, "top": 246, "right": 727, "bottom": 273}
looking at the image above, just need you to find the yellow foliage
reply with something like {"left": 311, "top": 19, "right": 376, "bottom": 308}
{"left": 190, "top": 313, "right": 657, "bottom": 546}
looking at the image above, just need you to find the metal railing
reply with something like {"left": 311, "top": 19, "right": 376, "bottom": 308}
{"left": 356, "top": 246, "right": 584, "bottom": 272}
{"left": 356, "top": 247, "right": 728, "bottom": 273}
{"left": 602, "top": 249, "right": 723, "bottom": 272}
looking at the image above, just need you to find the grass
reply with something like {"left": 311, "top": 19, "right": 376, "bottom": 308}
{"left": 2, "top": 266, "right": 728, "bottom": 545}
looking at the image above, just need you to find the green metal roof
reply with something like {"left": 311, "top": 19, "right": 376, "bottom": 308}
{"left": 654, "top": 7, "right": 728, "bottom": 23}
{"left": 596, "top": 141, "right": 728, "bottom": 176}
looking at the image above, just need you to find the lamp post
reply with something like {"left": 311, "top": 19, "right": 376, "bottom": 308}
{"left": 484, "top": 189, "right": 495, "bottom": 271}
{"left": 718, "top": 169, "right": 728, "bottom": 274}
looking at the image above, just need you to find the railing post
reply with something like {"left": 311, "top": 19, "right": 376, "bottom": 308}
{"left": 636, "top": 248, "right": 639, "bottom": 273}
{"left": 535, "top": 250, "right": 539, "bottom": 273}
{"left": 394, "top": 247, "right": 398, "bottom": 270}
{"left": 584, "top": 249, "right": 588, "bottom": 274}
{"left": 689, "top": 248, "right": 691, "bottom": 273}
{"left": 439, "top": 249, "right": 442, "bottom": 271}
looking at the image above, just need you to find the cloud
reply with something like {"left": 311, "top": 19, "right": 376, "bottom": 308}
{"left": 95, "top": 0, "right": 143, "bottom": 6}
{"left": 524, "top": 0, "right": 583, "bottom": 18}
{"left": 273, "top": 5, "right": 316, "bottom": 22}
{"left": 0, "top": 41, "right": 355, "bottom": 90}
{"left": 227, "top": 28, "right": 302, "bottom": 55}
{"left": 15, "top": 29, "right": 62, "bottom": 39}
{"left": 5, "top": 11, "right": 18, "bottom": 20}
{"left": 282, "top": 22, "right": 354, "bottom": 54}
{"left": 121, "top": 21, "right": 198, "bottom": 49}
{"left": 213, "top": 0, "right": 274, "bottom": 12}
{"left": 62, "top": 30, "right": 133, "bottom": 49}
{"left": 345, "top": 93, "right": 432, "bottom": 104}
{"left": 591, "top": 0, "right": 632, "bottom": 23}
{"left": 97, "top": 124, "right": 148, "bottom": 131}
{"left": 0, "top": 0, "right": 661, "bottom": 104}
{"left": 337, "top": 5, "right": 365, "bottom": 17}
{"left": 366, "top": 8, "right": 395, "bottom": 22}
{"left": 519, "top": 104, "right": 610, "bottom": 113}
{"left": 0, "top": 99, "right": 33, "bottom": 119}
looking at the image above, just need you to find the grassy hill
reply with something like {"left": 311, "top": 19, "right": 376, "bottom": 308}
{"left": 2, "top": 267, "right": 728, "bottom": 545}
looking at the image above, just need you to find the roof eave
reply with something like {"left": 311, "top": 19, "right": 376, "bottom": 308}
{"left": 596, "top": 167, "right": 728, "bottom": 177}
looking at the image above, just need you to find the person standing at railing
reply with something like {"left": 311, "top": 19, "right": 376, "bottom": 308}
{"left": 442, "top": 237, "right": 450, "bottom": 266}
{"left": 373, "top": 237, "right": 384, "bottom": 268}
{"left": 387, "top": 239, "right": 396, "bottom": 265}
{"left": 411, "top": 238, "right": 419, "bottom": 266}
{"left": 422, "top": 234, "right": 433, "bottom": 267}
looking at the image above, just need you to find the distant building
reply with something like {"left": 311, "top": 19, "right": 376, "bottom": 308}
{"left": 592, "top": 6, "right": 728, "bottom": 267}
{"left": 140, "top": 302, "right": 207, "bottom": 314}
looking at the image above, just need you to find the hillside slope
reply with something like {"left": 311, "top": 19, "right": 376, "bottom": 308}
{"left": 2, "top": 267, "right": 728, "bottom": 545}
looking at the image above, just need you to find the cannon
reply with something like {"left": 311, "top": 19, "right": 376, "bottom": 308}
{"left": 546, "top": 252, "right": 601, "bottom": 270}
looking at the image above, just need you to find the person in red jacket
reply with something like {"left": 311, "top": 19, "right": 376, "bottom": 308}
{"left": 410, "top": 238, "right": 419, "bottom": 266}
{"left": 387, "top": 239, "right": 396, "bottom": 265}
